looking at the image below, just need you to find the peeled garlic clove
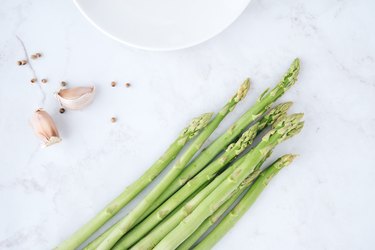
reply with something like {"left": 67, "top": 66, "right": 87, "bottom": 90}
{"left": 55, "top": 86, "right": 95, "bottom": 110}
{"left": 30, "top": 109, "right": 61, "bottom": 147}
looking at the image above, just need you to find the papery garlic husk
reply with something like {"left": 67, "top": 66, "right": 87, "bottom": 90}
{"left": 55, "top": 86, "right": 95, "bottom": 110}
{"left": 30, "top": 109, "right": 61, "bottom": 147}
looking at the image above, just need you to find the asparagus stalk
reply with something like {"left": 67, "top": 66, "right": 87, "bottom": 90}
{"left": 176, "top": 168, "right": 265, "bottom": 250}
{"left": 128, "top": 156, "right": 247, "bottom": 250}
{"left": 112, "top": 103, "right": 290, "bottom": 250}
{"left": 84, "top": 181, "right": 211, "bottom": 250}
{"left": 84, "top": 183, "right": 207, "bottom": 250}
{"left": 130, "top": 113, "right": 303, "bottom": 250}
{"left": 143, "top": 59, "right": 300, "bottom": 217}
{"left": 115, "top": 130, "right": 255, "bottom": 250}
{"left": 55, "top": 112, "right": 213, "bottom": 250}
{"left": 178, "top": 151, "right": 274, "bottom": 250}
{"left": 194, "top": 154, "right": 297, "bottom": 250}
{"left": 153, "top": 114, "right": 304, "bottom": 250}
{"left": 96, "top": 80, "right": 250, "bottom": 250}
{"left": 84, "top": 81, "right": 251, "bottom": 250}
{"left": 83, "top": 222, "right": 115, "bottom": 250}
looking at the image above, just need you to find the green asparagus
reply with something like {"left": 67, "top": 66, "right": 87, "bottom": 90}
{"left": 176, "top": 169, "right": 265, "bottom": 250}
{"left": 128, "top": 156, "right": 247, "bottom": 250}
{"left": 96, "top": 80, "right": 250, "bottom": 250}
{"left": 84, "top": 81, "right": 252, "bottom": 250}
{"left": 55, "top": 112, "right": 213, "bottom": 250}
{"left": 153, "top": 114, "right": 304, "bottom": 250}
{"left": 194, "top": 154, "right": 296, "bottom": 250}
{"left": 177, "top": 151, "right": 274, "bottom": 250}
{"left": 143, "top": 59, "right": 300, "bottom": 218}
{"left": 130, "top": 113, "right": 303, "bottom": 250}
{"left": 84, "top": 183, "right": 207, "bottom": 250}
{"left": 112, "top": 102, "right": 290, "bottom": 250}
{"left": 85, "top": 178, "right": 210, "bottom": 250}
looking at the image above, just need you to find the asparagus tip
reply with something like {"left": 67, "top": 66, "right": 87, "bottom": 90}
{"left": 290, "top": 121, "right": 304, "bottom": 136}
{"left": 196, "top": 112, "right": 214, "bottom": 127}
{"left": 278, "top": 154, "right": 298, "bottom": 167}
{"left": 280, "top": 101, "right": 293, "bottom": 110}
{"left": 293, "top": 58, "right": 300, "bottom": 68}
{"left": 275, "top": 113, "right": 304, "bottom": 125}
{"left": 264, "top": 113, "right": 304, "bottom": 143}
{"left": 263, "top": 101, "right": 293, "bottom": 127}
{"left": 234, "top": 78, "right": 251, "bottom": 102}
{"left": 182, "top": 112, "right": 214, "bottom": 139}
{"left": 290, "top": 112, "right": 304, "bottom": 121}
{"left": 275, "top": 58, "right": 301, "bottom": 93}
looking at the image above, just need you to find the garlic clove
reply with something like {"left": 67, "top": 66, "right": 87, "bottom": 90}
{"left": 44, "top": 136, "right": 62, "bottom": 147}
{"left": 30, "top": 109, "right": 61, "bottom": 147}
{"left": 55, "top": 86, "right": 95, "bottom": 110}
{"left": 57, "top": 86, "right": 93, "bottom": 100}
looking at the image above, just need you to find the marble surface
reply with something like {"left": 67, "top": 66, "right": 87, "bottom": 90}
{"left": 0, "top": 0, "right": 374, "bottom": 249}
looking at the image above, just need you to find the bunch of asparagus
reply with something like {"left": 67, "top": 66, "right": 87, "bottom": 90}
{"left": 56, "top": 58, "right": 303, "bottom": 250}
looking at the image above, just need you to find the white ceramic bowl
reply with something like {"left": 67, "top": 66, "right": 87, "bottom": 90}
{"left": 74, "top": 0, "right": 251, "bottom": 51}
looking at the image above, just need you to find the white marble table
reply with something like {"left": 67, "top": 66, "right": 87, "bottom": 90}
{"left": 0, "top": 0, "right": 374, "bottom": 249}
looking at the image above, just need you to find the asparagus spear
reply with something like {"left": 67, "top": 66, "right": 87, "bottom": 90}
{"left": 143, "top": 59, "right": 300, "bottom": 217}
{"left": 176, "top": 169, "right": 265, "bottom": 250}
{"left": 112, "top": 103, "right": 290, "bottom": 250}
{"left": 128, "top": 156, "right": 247, "bottom": 250}
{"left": 177, "top": 154, "right": 293, "bottom": 250}
{"left": 153, "top": 114, "right": 304, "bottom": 250}
{"left": 84, "top": 181, "right": 210, "bottom": 250}
{"left": 177, "top": 151, "right": 274, "bottom": 250}
{"left": 130, "top": 114, "right": 303, "bottom": 250}
{"left": 194, "top": 154, "right": 297, "bottom": 250}
{"left": 96, "top": 80, "right": 250, "bottom": 250}
{"left": 55, "top": 112, "right": 213, "bottom": 250}
{"left": 83, "top": 222, "right": 114, "bottom": 250}
{"left": 84, "top": 80, "right": 251, "bottom": 250}
{"left": 84, "top": 183, "right": 207, "bottom": 250}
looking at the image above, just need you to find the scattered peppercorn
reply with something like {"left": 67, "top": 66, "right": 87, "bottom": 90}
{"left": 111, "top": 81, "right": 117, "bottom": 87}
{"left": 125, "top": 82, "right": 131, "bottom": 87}
{"left": 30, "top": 78, "right": 37, "bottom": 83}
{"left": 17, "top": 60, "right": 27, "bottom": 66}
{"left": 41, "top": 78, "right": 48, "bottom": 83}
{"left": 111, "top": 117, "right": 117, "bottom": 123}
{"left": 61, "top": 81, "right": 67, "bottom": 87}
{"left": 59, "top": 108, "right": 65, "bottom": 114}
{"left": 31, "top": 53, "right": 42, "bottom": 59}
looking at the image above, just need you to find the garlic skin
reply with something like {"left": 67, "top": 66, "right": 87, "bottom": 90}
{"left": 55, "top": 86, "right": 95, "bottom": 110}
{"left": 30, "top": 109, "right": 61, "bottom": 147}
